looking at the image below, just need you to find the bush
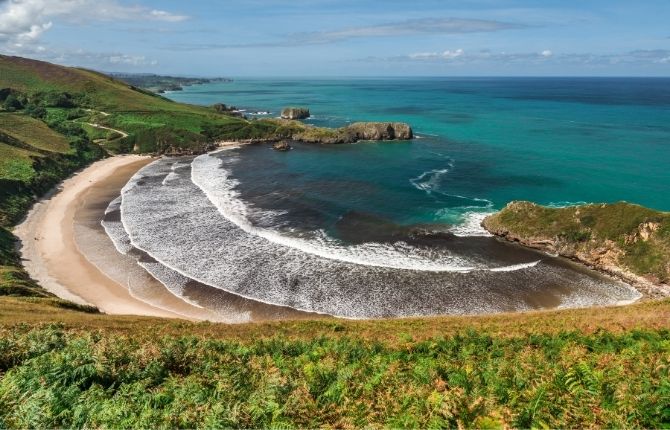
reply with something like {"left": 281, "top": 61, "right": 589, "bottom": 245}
{"left": 0, "top": 327, "right": 669, "bottom": 428}
{"left": 2, "top": 94, "right": 23, "bottom": 112}
{"left": 23, "top": 104, "right": 47, "bottom": 119}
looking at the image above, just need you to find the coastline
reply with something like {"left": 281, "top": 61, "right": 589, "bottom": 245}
{"left": 481, "top": 203, "right": 670, "bottom": 302}
{"left": 13, "top": 156, "right": 185, "bottom": 318}
{"left": 6, "top": 150, "right": 658, "bottom": 322}
{"left": 14, "top": 154, "right": 320, "bottom": 322}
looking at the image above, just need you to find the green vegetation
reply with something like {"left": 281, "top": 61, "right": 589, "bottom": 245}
{"left": 483, "top": 201, "right": 670, "bottom": 283}
{"left": 0, "top": 54, "right": 272, "bottom": 155}
{"left": 0, "top": 112, "right": 103, "bottom": 298}
{"left": 0, "top": 114, "right": 70, "bottom": 153}
{"left": 1, "top": 54, "right": 669, "bottom": 427}
{"left": 0, "top": 298, "right": 669, "bottom": 428}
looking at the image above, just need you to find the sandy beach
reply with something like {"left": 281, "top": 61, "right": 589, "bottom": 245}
{"left": 14, "top": 156, "right": 185, "bottom": 317}
{"left": 14, "top": 154, "right": 318, "bottom": 322}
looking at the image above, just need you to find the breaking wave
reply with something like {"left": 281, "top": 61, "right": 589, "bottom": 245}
{"left": 108, "top": 152, "right": 641, "bottom": 318}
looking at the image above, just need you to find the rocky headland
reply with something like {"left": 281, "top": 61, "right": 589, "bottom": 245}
{"left": 482, "top": 201, "right": 670, "bottom": 299}
{"left": 290, "top": 121, "right": 413, "bottom": 144}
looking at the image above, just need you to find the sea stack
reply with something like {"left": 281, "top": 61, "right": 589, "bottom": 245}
{"left": 281, "top": 107, "right": 310, "bottom": 119}
{"left": 272, "top": 141, "right": 292, "bottom": 151}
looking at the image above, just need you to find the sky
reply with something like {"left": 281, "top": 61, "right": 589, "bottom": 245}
{"left": 1, "top": 0, "right": 669, "bottom": 77}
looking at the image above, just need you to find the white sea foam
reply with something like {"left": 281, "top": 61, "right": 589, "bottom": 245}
{"left": 449, "top": 211, "right": 495, "bottom": 237}
{"left": 114, "top": 155, "right": 643, "bottom": 318}
{"left": 409, "top": 161, "right": 455, "bottom": 193}
{"left": 101, "top": 196, "right": 135, "bottom": 254}
{"left": 489, "top": 260, "right": 541, "bottom": 272}
{"left": 192, "top": 152, "right": 487, "bottom": 272}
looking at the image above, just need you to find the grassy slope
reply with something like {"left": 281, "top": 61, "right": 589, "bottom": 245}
{"left": 1, "top": 55, "right": 268, "bottom": 154}
{"left": 483, "top": 201, "right": 670, "bottom": 283}
{"left": 0, "top": 297, "right": 669, "bottom": 428}
{"left": 0, "top": 113, "right": 70, "bottom": 153}
{"left": 0, "top": 55, "right": 338, "bottom": 154}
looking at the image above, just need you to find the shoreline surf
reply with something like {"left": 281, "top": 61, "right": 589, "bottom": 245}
{"left": 12, "top": 147, "right": 654, "bottom": 322}
{"left": 113, "top": 147, "right": 643, "bottom": 318}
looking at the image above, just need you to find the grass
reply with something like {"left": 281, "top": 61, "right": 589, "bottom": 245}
{"left": 0, "top": 143, "right": 36, "bottom": 182}
{"left": 0, "top": 113, "right": 70, "bottom": 153}
{"left": 0, "top": 297, "right": 669, "bottom": 428}
{"left": 483, "top": 201, "right": 670, "bottom": 282}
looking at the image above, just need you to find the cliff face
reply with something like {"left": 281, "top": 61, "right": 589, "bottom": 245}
{"left": 482, "top": 201, "right": 670, "bottom": 296}
{"left": 345, "top": 122, "right": 413, "bottom": 140}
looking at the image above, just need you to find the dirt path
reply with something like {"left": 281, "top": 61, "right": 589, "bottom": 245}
{"left": 84, "top": 122, "right": 129, "bottom": 138}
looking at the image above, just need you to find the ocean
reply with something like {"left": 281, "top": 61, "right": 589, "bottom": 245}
{"left": 104, "top": 78, "right": 670, "bottom": 319}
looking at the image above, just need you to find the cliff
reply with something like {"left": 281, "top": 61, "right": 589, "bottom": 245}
{"left": 482, "top": 201, "right": 670, "bottom": 297}
{"left": 291, "top": 121, "right": 413, "bottom": 144}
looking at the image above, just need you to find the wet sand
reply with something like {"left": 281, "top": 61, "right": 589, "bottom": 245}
{"left": 15, "top": 155, "right": 317, "bottom": 322}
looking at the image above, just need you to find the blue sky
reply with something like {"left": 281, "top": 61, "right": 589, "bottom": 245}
{"left": 1, "top": 0, "right": 669, "bottom": 76}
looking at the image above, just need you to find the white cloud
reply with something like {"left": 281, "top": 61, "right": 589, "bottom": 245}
{"left": 2, "top": 42, "right": 159, "bottom": 70}
{"left": 295, "top": 18, "right": 525, "bottom": 44}
{"left": 0, "top": 0, "right": 188, "bottom": 47}
{"left": 108, "top": 54, "right": 158, "bottom": 66}
{"left": 148, "top": 9, "right": 188, "bottom": 23}
{"left": 371, "top": 48, "right": 670, "bottom": 68}
{"left": 409, "top": 49, "right": 464, "bottom": 61}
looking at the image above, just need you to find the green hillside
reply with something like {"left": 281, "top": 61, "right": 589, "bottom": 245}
{"left": 0, "top": 55, "right": 669, "bottom": 427}
{"left": 0, "top": 113, "right": 70, "bottom": 153}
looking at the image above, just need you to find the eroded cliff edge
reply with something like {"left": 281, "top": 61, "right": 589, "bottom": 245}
{"left": 482, "top": 201, "right": 670, "bottom": 299}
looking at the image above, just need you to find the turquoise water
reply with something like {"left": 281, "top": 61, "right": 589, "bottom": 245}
{"left": 167, "top": 78, "right": 670, "bottom": 231}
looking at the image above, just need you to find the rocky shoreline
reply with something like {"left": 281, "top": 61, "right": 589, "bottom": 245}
{"left": 482, "top": 201, "right": 670, "bottom": 300}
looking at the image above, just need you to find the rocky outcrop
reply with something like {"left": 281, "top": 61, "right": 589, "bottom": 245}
{"left": 345, "top": 122, "right": 413, "bottom": 141}
{"left": 289, "top": 121, "right": 413, "bottom": 144}
{"left": 482, "top": 201, "right": 670, "bottom": 299}
{"left": 272, "top": 141, "right": 291, "bottom": 151}
{"left": 281, "top": 107, "right": 310, "bottom": 120}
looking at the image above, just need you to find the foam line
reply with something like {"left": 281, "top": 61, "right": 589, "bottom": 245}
{"left": 191, "top": 152, "right": 484, "bottom": 272}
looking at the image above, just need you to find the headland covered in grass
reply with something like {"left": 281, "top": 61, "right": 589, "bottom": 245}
{"left": 483, "top": 201, "right": 670, "bottom": 297}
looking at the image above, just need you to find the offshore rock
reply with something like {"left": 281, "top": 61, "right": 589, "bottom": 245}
{"left": 281, "top": 107, "right": 310, "bottom": 120}
{"left": 345, "top": 122, "right": 413, "bottom": 140}
{"left": 272, "top": 141, "right": 292, "bottom": 151}
{"left": 290, "top": 121, "right": 414, "bottom": 144}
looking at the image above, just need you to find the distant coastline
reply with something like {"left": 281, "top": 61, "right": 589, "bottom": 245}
{"left": 107, "top": 72, "right": 233, "bottom": 94}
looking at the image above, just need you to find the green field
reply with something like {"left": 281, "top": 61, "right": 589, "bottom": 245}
{"left": 0, "top": 113, "right": 70, "bottom": 153}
